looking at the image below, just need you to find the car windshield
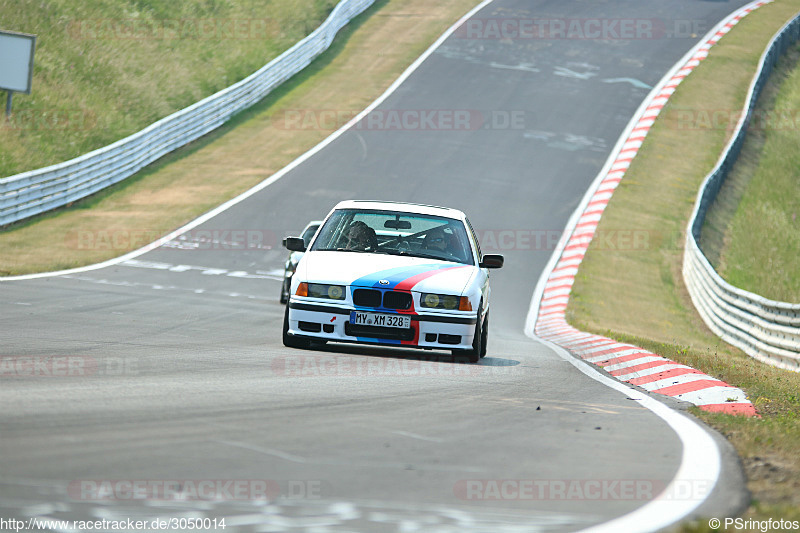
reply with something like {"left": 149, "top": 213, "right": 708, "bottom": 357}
{"left": 311, "top": 208, "right": 474, "bottom": 265}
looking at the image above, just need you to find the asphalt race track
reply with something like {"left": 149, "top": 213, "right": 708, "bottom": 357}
{"left": 1, "top": 1, "right": 754, "bottom": 531}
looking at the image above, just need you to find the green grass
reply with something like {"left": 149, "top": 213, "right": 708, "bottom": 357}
{"left": 0, "top": 0, "right": 340, "bottom": 178}
{"left": 567, "top": 0, "right": 800, "bottom": 523}
{"left": 701, "top": 44, "right": 800, "bottom": 303}
{"left": 0, "top": 0, "right": 480, "bottom": 275}
{"left": 3, "top": 0, "right": 798, "bottom": 523}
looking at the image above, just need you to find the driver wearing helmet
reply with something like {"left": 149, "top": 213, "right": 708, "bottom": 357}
{"left": 344, "top": 221, "right": 378, "bottom": 251}
{"left": 423, "top": 225, "right": 468, "bottom": 263}
{"left": 425, "top": 225, "right": 462, "bottom": 255}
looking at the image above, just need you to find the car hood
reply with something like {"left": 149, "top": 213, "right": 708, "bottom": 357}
{"left": 297, "top": 251, "right": 476, "bottom": 295}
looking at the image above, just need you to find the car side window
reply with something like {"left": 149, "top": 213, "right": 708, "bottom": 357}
{"left": 301, "top": 225, "right": 320, "bottom": 247}
{"left": 465, "top": 219, "right": 482, "bottom": 263}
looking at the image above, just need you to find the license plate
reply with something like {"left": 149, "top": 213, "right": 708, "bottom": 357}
{"left": 350, "top": 311, "right": 411, "bottom": 328}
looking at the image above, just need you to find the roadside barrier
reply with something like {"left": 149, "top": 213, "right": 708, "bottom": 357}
{"left": 531, "top": 1, "right": 780, "bottom": 416}
{"left": 683, "top": 13, "right": 800, "bottom": 372}
{"left": 0, "top": 0, "right": 374, "bottom": 227}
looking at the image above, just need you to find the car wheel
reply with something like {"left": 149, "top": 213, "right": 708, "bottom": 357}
{"left": 452, "top": 307, "right": 482, "bottom": 364}
{"left": 279, "top": 276, "right": 289, "bottom": 304}
{"left": 479, "top": 313, "right": 488, "bottom": 358}
{"left": 282, "top": 304, "right": 310, "bottom": 349}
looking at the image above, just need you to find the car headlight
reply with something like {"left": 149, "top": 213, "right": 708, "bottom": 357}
{"left": 420, "top": 293, "right": 472, "bottom": 311}
{"left": 296, "top": 282, "right": 345, "bottom": 300}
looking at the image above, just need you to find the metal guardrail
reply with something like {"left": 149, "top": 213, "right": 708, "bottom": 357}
{"left": 683, "top": 14, "right": 800, "bottom": 372}
{"left": 0, "top": 0, "right": 374, "bottom": 227}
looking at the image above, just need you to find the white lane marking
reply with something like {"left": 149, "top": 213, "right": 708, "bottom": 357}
{"left": 0, "top": 0, "right": 497, "bottom": 283}
{"left": 584, "top": 349, "right": 644, "bottom": 363}
{"left": 614, "top": 364, "right": 692, "bottom": 382}
{"left": 1, "top": 1, "right": 761, "bottom": 532}
{"left": 563, "top": 337, "right": 613, "bottom": 347}
{"left": 601, "top": 356, "right": 665, "bottom": 373}
{"left": 216, "top": 439, "right": 308, "bottom": 463}
{"left": 214, "top": 439, "right": 487, "bottom": 473}
{"left": 639, "top": 373, "right": 719, "bottom": 392}
{"left": 390, "top": 430, "right": 445, "bottom": 443}
{"left": 212, "top": 514, "right": 274, "bottom": 527}
{"left": 20, "top": 503, "right": 58, "bottom": 516}
{"left": 554, "top": 66, "right": 597, "bottom": 80}
{"left": 490, "top": 62, "right": 540, "bottom": 73}
{"left": 602, "top": 77, "right": 652, "bottom": 89}
{"left": 525, "top": 2, "right": 771, "bottom": 531}
{"left": 62, "top": 274, "right": 272, "bottom": 301}
{"left": 673, "top": 386, "right": 749, "bottom": 405}
{"left": 578, "top": 344, "right": 636, "bottom": 356}
{"left": 540, "top": 338, "right": 722, "bottom": 533}
{"left": 163, "top": 233, "right": 273, "bottom": 251}
{"left": 120, "top": 259, "right": 282, "bottom": 280}
{"left": 10, "top": 492, "right": 592, "bottom": 533}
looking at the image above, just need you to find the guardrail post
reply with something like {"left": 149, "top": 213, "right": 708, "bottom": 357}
{"left": 0, "top": 0, "right": 375, "bottom": 228}
{"left": 683, "top": 14, "right": 800, "bottom": 371}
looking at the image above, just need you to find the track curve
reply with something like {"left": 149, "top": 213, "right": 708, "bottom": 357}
{"left": 1, "top": 0, "right": 754, "bottom": 531}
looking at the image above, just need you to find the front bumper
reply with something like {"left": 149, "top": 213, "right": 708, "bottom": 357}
{"left": 286, "top": 300, "right": 477, "bottom": 350}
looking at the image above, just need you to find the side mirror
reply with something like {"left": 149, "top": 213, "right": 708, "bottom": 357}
{"left": 479, "top": 254, "right": 504, "bottom": 269}
{"left": 284, "top": 236, "right": 306, "bottom": 252}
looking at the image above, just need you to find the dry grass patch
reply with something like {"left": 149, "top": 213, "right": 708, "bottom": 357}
{"left": 702, "top": 44, "right": 800, "bottom": 302}
{"left": 0, "top": 0, "right": 341, "bottom": 177}
{"left": 568, "top": 0, "right": 800, "bottom": 523}
{"left": 0, "top": 0, "right": 481, "bottom": 275}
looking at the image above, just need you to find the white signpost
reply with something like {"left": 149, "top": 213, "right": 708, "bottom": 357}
{"left": 0, "top": 29, "right": 36, "bottom": 116}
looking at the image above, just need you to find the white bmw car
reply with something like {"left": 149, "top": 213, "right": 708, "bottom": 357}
{"left": 282, "top": 200, "right": 503, "bottom": 362}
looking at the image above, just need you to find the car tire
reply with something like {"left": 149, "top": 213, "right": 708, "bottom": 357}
{"left": 282, "top": 304, "right": 310, "bottom": 349}
{"left": 479, "top": 313, "right": 488, "bottom": 358}
{"left": 453, "top": 307, "right": 483, "bottom": 364}
{"left": 279, "top": 276, "right": 289, "bottom": 304}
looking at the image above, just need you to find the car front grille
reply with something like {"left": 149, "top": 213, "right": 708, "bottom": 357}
{"left": 352, "top": 288, "right": 412, "bottom": 310}
{"left": 382, "top": 291, "right": 412, "bottom": 310}
{"left": 353, "top": 289, "right": 382, "bottom": 307}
